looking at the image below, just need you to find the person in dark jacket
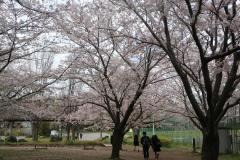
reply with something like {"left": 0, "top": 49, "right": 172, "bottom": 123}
{"left": 133, "top": 134, "right": 139, "bottom": 152}
{"left": 141, "top": 131, "right": 151, "bottom": 160}
{"left": 151, "top": 135, "right": 162, "bottom": 159}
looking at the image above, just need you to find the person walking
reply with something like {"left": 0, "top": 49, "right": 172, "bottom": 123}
{"left": 141, "top": 131, "right": 151, "bottom": 160}
{"left": 151, "top": 135, "right": 162, "bottom": 159}
{"left": 133, "top": 134, "right": 140, "bottom": 152}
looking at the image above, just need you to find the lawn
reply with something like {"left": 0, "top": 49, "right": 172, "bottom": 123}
{"left": 219, "top": 154, "right": 240, "bottom": 160}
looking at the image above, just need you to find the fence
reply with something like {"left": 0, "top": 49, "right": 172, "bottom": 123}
{"left": 140, "top": 128, "right": 202, "bottom": 147}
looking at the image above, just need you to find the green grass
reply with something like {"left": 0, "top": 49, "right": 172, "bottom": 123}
{"left": 64, "top": 140, "right": 104, "bottom": 146}
{"left": 1, "top": 137, "right": 104, "bottom": 146}
{"left": 136, "top": 129, "right": 202, "bottom": 147}
{"left": 219, "top": 154, "right": 240, "bottom": 160}
{"left": 168, "top": 142, "right": 193, "bottom": 149}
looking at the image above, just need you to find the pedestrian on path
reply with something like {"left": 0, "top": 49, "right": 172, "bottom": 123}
{"left": 133, "top": 134, "right": 140, "bottom": 152}
{"left": 141, "top": 131, "right": 151, "bottom": 160}
{"left": 151, "top": 135, "right": 162, "bottom": 159}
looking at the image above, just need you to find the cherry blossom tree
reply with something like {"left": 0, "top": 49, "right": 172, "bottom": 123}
{"left": 0, "top": 0, "right": 51, "bottom": 107}
{"left": 0, "top": 0, "right": 73, "bottom": 142}
{"left": 0, "top": 0, "right": 53, "bottom": 73}
{"left": 0, "top": 0, "right": 73, "bottom": 118}
{"left": 54, "top": 78, "right": 97, "bottom": 141}
{"left": 54, "top": 1, "right": 172, "bottom": 158}
{"left": 111, "top": 0, "right": 240, "bottom": 159}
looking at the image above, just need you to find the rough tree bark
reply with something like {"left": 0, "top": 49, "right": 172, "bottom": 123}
{"left": 111, "top": 127, "right": 124, "bottom": 159}
{"left": 71, "top": 126, "right": 76, "bottom": 141}
{"left": 201, "top": 124, "right": 219, "bottom": 160}
{"left": 66, "top": 123, "right": 71, "bottom": 141}
{"left": 32, "top": 121, "right": 40, "bottom": 141}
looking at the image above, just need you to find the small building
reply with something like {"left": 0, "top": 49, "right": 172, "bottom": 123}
{"left": 219, "top": 104, "right": 240, "bottom": 154}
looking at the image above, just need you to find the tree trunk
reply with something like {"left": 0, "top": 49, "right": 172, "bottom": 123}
{"left": 120, "top": 137, "right": 123, "bottom": 150}
{"left": 66, "top": 124, "right": 71, "bottom": 141}
{"left": 72, "top": 127, "right": 76, "bottom": 141}
{"left": 32, "top": 121, "right": 39, "bottom": 141}
{"left": 9, "top": 121, "right": 14, "bottom": 136}
{"left": 111, "top": 128, "right": 124, "bottom": 160}
{"left": 201, "top": 127, "right": 219, "bottom": 160}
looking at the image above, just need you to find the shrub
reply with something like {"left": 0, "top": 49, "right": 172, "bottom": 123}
{"left": 123, "top": 135, "right": 133, "bottom": 145}
{"left": 101, "top": 135, "right": 109, "bottom": 141}
{"left": 100, "top": 136, "right": 111, "bottom": 144}
{"left": 6, "top": 136, "right": 17, "bottom": 142}
{"left": 17, "top": 139, "right": 27, "bottom": 142}
{"left": 64, "top": 140, "right": 104, "bottom": 146}
{"left": 160, "top": 137, "right": 171, "bottom": 147}
{"left": 39, "top": 122, "right": 51, "bottom": 137}
{"left": 11, "top": 129, "right": 21, "bottom": 137}
{"left": 50, "top": 136, "right": 62, "bottom": 142}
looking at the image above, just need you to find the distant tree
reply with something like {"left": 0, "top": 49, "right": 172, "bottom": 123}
{"left": 0, "top": 0, "right": 72, "bottom": 119}
{"left": 0, "top": 0, "right": 52, "bottom": 73}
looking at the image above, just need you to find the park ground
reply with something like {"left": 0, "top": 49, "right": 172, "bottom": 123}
{"left": 0, "top": 145, "right": 239, "bottom": 160}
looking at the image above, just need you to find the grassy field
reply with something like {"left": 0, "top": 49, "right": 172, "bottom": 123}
{"left": 219, "top": 154, "right": 240, "bottom": 160}
{"left": 0, "top": 137, "right": 105, "bottom": 146}
{"left": 139, "top": 129, "right": 202, "bottom": 145}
